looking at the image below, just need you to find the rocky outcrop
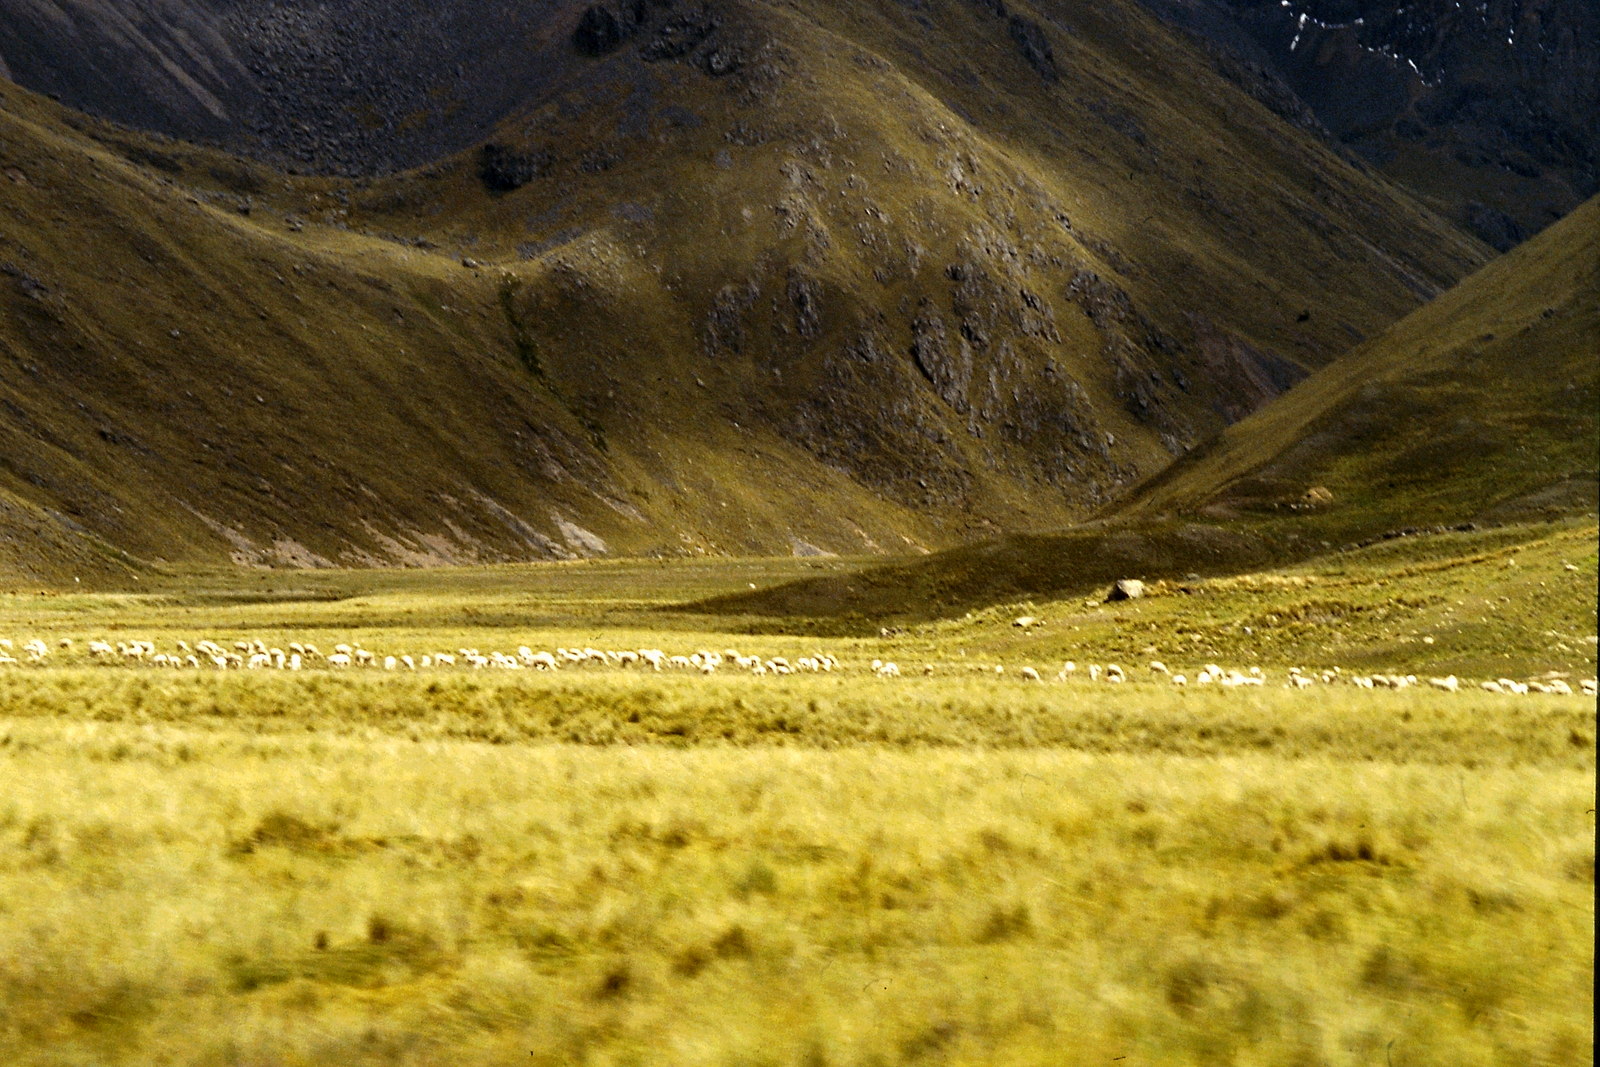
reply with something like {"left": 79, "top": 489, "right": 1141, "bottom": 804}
{"left": 0, "top": 0, "right": 253, "bottom": 140}
{"left": 1139, "top": 0, "right": 1599, "bottom": 243}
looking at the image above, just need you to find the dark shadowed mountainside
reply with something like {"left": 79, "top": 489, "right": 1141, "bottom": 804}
{"left": 1139, "top": 0, "right": 1599, "bottom": 248}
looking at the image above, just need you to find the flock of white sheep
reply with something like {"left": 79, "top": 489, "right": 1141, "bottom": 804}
{"left": 1, "top": 636, "right": 1593, "bottom": 696}
{"left": 0, "top": 636, "right": 840, "bottom": 678}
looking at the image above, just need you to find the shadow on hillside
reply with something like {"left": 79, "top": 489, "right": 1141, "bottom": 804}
{"left": 679, "top": 519, "right": 1287, "bottom": 627}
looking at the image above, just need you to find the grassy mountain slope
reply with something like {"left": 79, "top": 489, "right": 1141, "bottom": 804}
{"left": 1124, "top": 193, "right": 1599, "bottom": 531}
{"left": 1, "top": 0, "right": 1488, "bottom": 583}
{"left": 700, "top": 194, "right": 1596, "bottom": 621}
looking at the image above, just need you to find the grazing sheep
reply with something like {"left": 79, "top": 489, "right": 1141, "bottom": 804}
{"left": 328, "top": 653, "right": 352, "bottom": 669}
{"left": 1020, "top": 666, "right": 1041, "bottom": 682}
{"left": 1104, "top": 664, "right": 1126, "bottom": 684}
{"left": 1148, "top": 661, "right": 1169, "bottom": 675}
{"left": 1171, "top": 674, "right": 1187, "bottom": 686}
{"left": 1427, "top": 676, "right": 1460, "bottom": 692}
{"left": 1055, "top": 661, "right": 1076, "bottom": 681}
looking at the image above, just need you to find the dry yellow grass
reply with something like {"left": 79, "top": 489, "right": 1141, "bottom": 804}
{"left": 1, "top": 698, "right": 1593, "bottom": 1065}
{"left": 0, "top": 533, "right": 1593, "bottom": 1065}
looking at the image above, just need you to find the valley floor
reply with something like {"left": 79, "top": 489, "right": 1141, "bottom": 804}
{"left": 1, "top": 521, "right": 1594, "bottom": 1066}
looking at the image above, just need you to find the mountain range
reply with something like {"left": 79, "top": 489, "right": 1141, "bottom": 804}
{"left": 0, "top": 0, "right": 1590, "bottom": 588}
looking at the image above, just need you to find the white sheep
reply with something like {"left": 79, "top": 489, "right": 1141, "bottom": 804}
{"left": 1020, "top": 666, "right": 1041, "bottom": 682}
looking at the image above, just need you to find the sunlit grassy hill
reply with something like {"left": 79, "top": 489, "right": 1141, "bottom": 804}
{"left": 0, "top": 0, "right": 1489, "bottom": 584}
{"left": 704, "top": 194, "right": 1596, "bottom": 621}
{"left": 1123, "top": 193, "right": 1600, "bottom": 532}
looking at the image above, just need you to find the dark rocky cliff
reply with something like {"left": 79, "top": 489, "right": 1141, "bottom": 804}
{"left": 1140, "top": 0, "right": 1599, "bottom": 246}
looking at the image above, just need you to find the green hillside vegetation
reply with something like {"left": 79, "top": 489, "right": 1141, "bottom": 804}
{"left": 705, "top": 193, "right": 1596, "bottom": 621}
{"left": 1, "top": 0, "right": 1488, "bottom": 584}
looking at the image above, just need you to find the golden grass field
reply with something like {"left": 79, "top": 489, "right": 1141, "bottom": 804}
{"left": 1, "top": 520, "right": 1594, "bottom": 1065}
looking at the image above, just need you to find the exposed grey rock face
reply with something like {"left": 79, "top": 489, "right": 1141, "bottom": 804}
{"left": 0, "top": 0, "right": 766, "bottom": 176}
{"left": 0, "top": 0, "right": 254, "bottom": 140}
{"left": 1138, "top": 0, "right": 1599, "bottom": 243}
{"left": 0, "top": 0, "right": 564, "bottom": 176}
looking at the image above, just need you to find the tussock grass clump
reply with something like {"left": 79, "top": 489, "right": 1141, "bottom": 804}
{"left": 0, "top": 734, "right": 1591, "bottom": 1065}
{"left": 0, "top": 669, "right": 1591, "bottom": 766}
